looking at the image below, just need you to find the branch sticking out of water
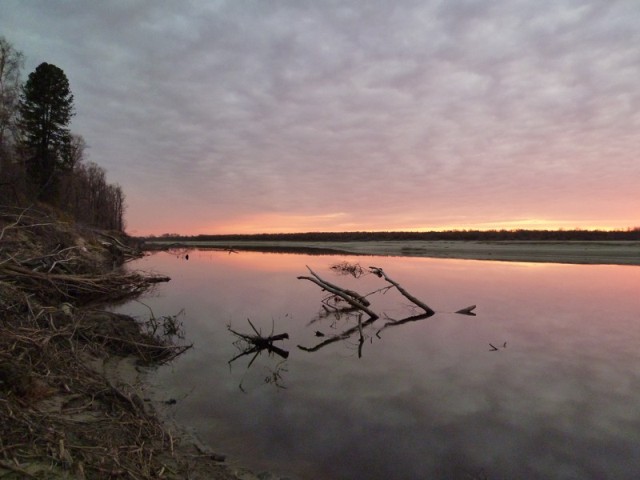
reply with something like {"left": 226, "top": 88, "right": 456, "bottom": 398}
{"left": 330, "top": 261, "right": 365, "bottom": 278}
{"left": 297, "top": 266, "right": 377, "bottom": 319}
{"left": 227, "top": 319, "right": 289, "bottom": 367}
{"left": 368, "top": 266, "right": 435, "bottom": 316}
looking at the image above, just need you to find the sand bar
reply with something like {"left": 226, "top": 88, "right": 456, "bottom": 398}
{"left": 147, "top": 240, "right": 640, "bottom": 266}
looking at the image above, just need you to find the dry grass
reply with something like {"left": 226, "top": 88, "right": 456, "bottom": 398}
{"left": 0, "top": 206, "right": 232, "bottom": 479}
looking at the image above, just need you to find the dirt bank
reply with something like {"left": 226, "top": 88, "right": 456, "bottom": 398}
{"left": 0, "top": 206, "right": 266, "bottom": 479}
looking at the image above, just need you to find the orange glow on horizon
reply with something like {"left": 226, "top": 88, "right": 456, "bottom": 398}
{"left": 141, "top": 213, "right": 637, "bottom": 236}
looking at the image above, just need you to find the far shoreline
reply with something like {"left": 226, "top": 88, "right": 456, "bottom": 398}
{"left": 143, "top": 239, "right": 640, "bottom": 266}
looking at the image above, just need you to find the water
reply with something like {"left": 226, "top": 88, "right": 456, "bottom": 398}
{"left": 120, "top": 249, "right": 640, "bottom": 479}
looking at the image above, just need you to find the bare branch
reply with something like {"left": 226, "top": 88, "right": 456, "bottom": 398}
{"left": 298, "top": 266, "right": 378, "bottom": 319}
{"left": 369, "top": 266, "right": 435, "bottom": 315}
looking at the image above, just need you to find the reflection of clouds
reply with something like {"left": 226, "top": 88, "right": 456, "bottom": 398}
{"left": 120, "top": 253, "right": 640, "bottom": 478}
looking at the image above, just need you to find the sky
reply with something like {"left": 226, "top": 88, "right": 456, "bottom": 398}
{"left": 1, "top": 0, "right": 639, "bottom": 235}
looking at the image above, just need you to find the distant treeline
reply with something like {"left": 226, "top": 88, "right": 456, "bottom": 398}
{"left": 149, "top": 228, "right": 640, "bottom": 243}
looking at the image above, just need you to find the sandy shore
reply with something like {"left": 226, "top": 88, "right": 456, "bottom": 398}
{"left": 148, "top": 240, "right": 640, "bottom": 265}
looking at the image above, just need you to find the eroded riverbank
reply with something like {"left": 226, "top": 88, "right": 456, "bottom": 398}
{"left": 0, "top": 207, "right": 254, "bottom": 479}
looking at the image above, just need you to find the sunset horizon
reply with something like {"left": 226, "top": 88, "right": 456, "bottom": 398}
{"left": 3, "top": 1, "right": 638, "bottom": 241}
{"left": 147, "top": 219, "right": 640, "bottom": 237}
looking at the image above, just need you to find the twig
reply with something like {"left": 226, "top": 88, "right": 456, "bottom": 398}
{"left": 0, "top": 459, "right": 37, "bottom": 478}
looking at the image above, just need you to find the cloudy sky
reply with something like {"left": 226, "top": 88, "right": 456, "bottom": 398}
{"left": 2, "top": 0, "right": 639, "bottom": 235}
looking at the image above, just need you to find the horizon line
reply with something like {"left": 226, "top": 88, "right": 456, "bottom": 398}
{"left": 143, "top": 226, "right": 640, "bottom": 237}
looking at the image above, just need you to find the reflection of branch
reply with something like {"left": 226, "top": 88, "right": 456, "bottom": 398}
{"left": 456, "top": 305, "right": 477, "bottom": 316}
{"left": 299, "top": 264, "right": 477, "bottom": 357}
{"left": 298, "top": 266, "right": 378, "bottom": 320}
{"left": 369, "top": 266, "right": 435, "bottom": 315}
{"left": 375, "top": 313, "right": 433, "bottom": 337}
{"left": 307, "top": 305, "right": 361, "bottom": 331}
{"left": 298, "top": 317, "right": 378, "bottom": 356}
{"left": 306, "top": 295, "right": 362, "bottom": 327}
{"left": 357, "top": 316, "right": 364, "bottom": 358}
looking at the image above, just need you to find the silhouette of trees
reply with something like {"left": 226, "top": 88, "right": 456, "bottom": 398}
{"left": 0, "top": 37, "right": 126, "bottom": 231}
{"left": 183, "top": 228, "right": 640, "bottom": 243}
{"left": 58, "top": 158, "right": 126, "bottom": 231}
{"left": 19, "top": 62, "right": 75, "bottom": 201}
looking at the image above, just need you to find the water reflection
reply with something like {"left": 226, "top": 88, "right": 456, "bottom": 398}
{"left": 227, "top": 319, "right": 290, "bottom": 391}
{"left": 121, "top": 249, "right": 640, "bottom": 480}
{"left": 297, "top": 262, "right": 478, "bottom": 357}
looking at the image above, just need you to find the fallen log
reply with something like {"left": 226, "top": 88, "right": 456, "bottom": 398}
{"left": 298, "top": 266, "right": 378, "bottom": 320}
{"left": 368, "top": 266, "right": 435, "bottom": 316}
{"left": 306, "top": 266, "right": 371, "bottom": 306}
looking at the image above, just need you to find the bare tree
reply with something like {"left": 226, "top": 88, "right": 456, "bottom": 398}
{"left": 0, "top": 37, "right": 25, "bottom": 203}
{"left": 0, "top": 36, "right": 23, "bottom": 148}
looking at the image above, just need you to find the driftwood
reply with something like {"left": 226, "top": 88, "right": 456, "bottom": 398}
{"left": 305, "top": 266, "right": 371, "bottom": 306}
{"left": 0, "top": 263, "right": 169, "bottom": 304}
{"left": 96, "top": 231, "right": 143, "bottom": 262}
{"left": 489, "top": 342, "right": 507, "bottom": 351}
{"left": 298, "top": 263, "right": 477, "bottom": 354}
{"left": 330, "top": 261, "right": 365, "bottom": 278}
{"left": 369, "top": 266, "right": 435, "bottom": 316}
{"left": 297, "top": 266, "right": 377, "bottom": 319}
{"left": 228, "top": 319, "right": 289, "bottom": 367}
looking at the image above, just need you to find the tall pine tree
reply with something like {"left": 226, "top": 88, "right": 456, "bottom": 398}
{"left": 19, "top": 62, "right": 74, "bottom": 201}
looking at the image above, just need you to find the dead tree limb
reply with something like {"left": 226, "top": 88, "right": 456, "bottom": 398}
{"left": 368, "top": 266, "right": 435, "bottom": 316}
{"left": 297, "top": 266, "right": 378, "bottom": 320}
{"left": 305, "top": 266, "right": 371, "bottom": 306}
{"left": 227, "top": 320, "right": 289, "bottom": 366}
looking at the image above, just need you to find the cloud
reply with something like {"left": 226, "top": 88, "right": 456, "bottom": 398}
{"left": 1, "top": 0, "right": 638, "bottom": 233}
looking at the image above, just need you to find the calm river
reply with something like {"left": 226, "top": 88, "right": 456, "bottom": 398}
{"left": 121, "top": 249, "right": 640, "bottom": 480}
